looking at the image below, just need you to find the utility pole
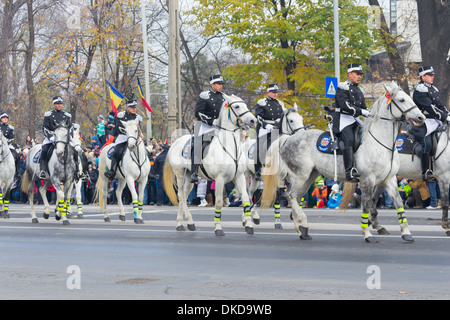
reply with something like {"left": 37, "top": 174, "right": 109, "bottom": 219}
{"left": 141, "top": 0, "right": 152, "bottom": 138}
{"left": 168, "top": 0, "right": 181, "bottom": 140}
{"left": 334, "top": 0, "right": 340, "bottom": 81}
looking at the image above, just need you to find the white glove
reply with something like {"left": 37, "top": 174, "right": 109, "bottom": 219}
{"left": 446, "top": 115, "right": 450, "bottom": 123}
{"left": 361, "top": 109, "right": 371, "bottom": 117}
{"left": 265, "top": 124, "right": 274, "bottom": 130}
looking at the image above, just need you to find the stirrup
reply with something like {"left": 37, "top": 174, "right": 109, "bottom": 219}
{"left": 38, "top": 170, "right": 47, "bottom": 179}
{"left": 346, "top": 168, "right": 360, "bottom": 181}
{"left": 190, "top": 173, "right": 199, "bottom": 183}
{"left": 422, "top": 169, "right": 435, "bottom": 181}
{"left": 104, "top": 170, "right": 115, "bottom": 180}
{"left": 254, "top": 171, "right": 262, "bottom": 181}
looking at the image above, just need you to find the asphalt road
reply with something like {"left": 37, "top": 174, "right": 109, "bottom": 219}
{"left": 0, "top": 203, "right": 449, "bottom": 301}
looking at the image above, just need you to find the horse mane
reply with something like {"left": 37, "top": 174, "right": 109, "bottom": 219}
{"left": 361, "top": 82, "right": 401, "bottom": 139}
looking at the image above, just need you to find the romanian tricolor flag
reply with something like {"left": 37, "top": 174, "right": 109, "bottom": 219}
{"left": 106, "top": 80, "right": 124, "bottom": 116}
{"left": 385, "top": 92, "right": 391, "bottom": 110}
{"left": 137, "top": 76, "right": 153, "bottom": 113}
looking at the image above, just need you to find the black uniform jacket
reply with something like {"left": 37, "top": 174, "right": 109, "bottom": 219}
{"left": 195, "top": 89, "right": 225, "bottom": 126}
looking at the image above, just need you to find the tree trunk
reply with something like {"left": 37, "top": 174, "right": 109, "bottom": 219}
{"left": 416, "top": 0, "right": 449, "bottom": 106}
{"left": 25, "top": 0, "right": 37, "bottom": 139}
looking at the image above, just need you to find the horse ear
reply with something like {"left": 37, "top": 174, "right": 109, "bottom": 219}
{"left": 383, "top": 83, "right": 391, "bottom": 94}
{"left": 293, "top": 103, "right": 299, "bottom": 112}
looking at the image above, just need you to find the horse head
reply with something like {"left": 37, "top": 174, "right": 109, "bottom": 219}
{"left": 221, "top": 94, "right": 256, "bottom": 130}
{"left": 71, "top": 123, "right": 84, "bottom": 154}
{"left": 120, "top": 119, "right": 141, "bottom": 151}
{"left": 277, "top": 103, "right": 304, "bottom": 135}
{"left": 382, "top": 81, "right": 425, "bottom": 124}
{"left": 53, "top": 119, "right": 71, "bottom": 158}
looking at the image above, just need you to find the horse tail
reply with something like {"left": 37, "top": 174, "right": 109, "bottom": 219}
{"left": 340, "top": 182, "right": 356, "bottom": 212}
{"left": 163, "top": 160, "right": 178, "bottom": 206}
{"left": 95, "top": 154, "right": 107, "bottom": 210}
{"left": 21, "top": 170, "right": 29, "bottom": 194}
{"left": 260, "top": 142, "right": 281, "bottom": 209}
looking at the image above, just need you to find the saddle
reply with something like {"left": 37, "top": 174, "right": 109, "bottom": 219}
{"left": 33, "top": 144, "right": 56, "bottom": 163}
{"left": 182, "top": 136, "right": 214, "bottom": 160}
{"left": 396, "top": 131, "right": 439, "bottom": 159}
{"left": 316, "top": 127, "right": 362, "bottom": 155}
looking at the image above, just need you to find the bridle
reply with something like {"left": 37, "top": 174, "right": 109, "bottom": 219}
{"left": 278, "top": 109, "right": 305, "bottom": 135}
{"left": 369, "top": 91, "right": 421, "bottom": 181}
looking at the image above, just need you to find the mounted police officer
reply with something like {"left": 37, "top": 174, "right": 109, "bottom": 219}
{"left": 0, "top": 112, "right": 20, "bottom": 179}
{"left": 411, "top": 65, "right": 450, "bottom": 181}
{"left": 104, "top": 99, "right": 142, "bottom": 180}
{"left": 333, "top": 63, "right": 371, "bottom": 181}
{"left": 190, "top": 74, "right": 226, "bottom": 183}
{"left": 254, "top": 83, "right": 285, "bottom": 181}
{"left": 39, "top": 96, "right": 73, "bottom": 179}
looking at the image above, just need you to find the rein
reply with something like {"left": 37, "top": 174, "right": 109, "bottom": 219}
{"left": 120, "top": 127, "right": 148, "bottom": 181}
{"left": 368, "top": 92, "right": 417, "bottom": 181}
{"left": 211, "top": 99, "right": 250, "bottom": 178}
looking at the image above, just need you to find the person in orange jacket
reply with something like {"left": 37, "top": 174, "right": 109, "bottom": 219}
{"left": 312, "top": 180, "right": 328, "bottom": 208}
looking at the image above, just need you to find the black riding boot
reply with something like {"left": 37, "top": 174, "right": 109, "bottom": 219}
{"left": 104, "top": 156, "right": 117, "bottom": 180}
{"left": 420, "top": 152, "right": 434, "bottom": 181}
{"left": 190, "top": 138, "right": 199, "bottom": 183}
{"left": 190, "top": 162, "right": 199, "bottom": 183}
{"left": 254, "top": 161, "right": 262, "bottom": 181}
{"left": 343, "top": 148, "right": 360, "bottom": 181}
{"left": 39, "top": 144, "right": 50, "bottom": 179}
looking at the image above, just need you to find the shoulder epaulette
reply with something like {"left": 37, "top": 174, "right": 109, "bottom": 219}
{"left": 199, "top": 91, "right": 210, "bottom": 100}
{"left": 415, "top": 83, "right": 428, "bottom": 93}
{"left": 338, "top": 81, "right": 350, "bottom": 90}
{"left": 257, "top": 98, "right": 267, "bottom": 106}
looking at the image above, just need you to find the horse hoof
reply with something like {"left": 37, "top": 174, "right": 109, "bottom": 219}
{"left": 43, "top": 213, "right": 49, "bottom": 220}
{"left": 446, "top": 230, "right": 450, "bottom": 237}
{"left": 104, "top": 217, "right": 111, "bottom": 222}
{"left": 365, "top": 236, "right": 379, "bottom": 243}
{"left": 215, "top": 229, "right": 225, "bottom": 236}
{"left": 299, "top": 226, "right": 311, "bottom": 240}
{"left": 187, "top": 224, "right": 196, "bottom": 231}
{"left": 32, "top": 218, "right": 39, "bottom": 223}
{"left": 119, "top": 215, "right": 126, "bottom": 222}
{"left": 3, "top": 214, "right": 9, "bottom": 219}
{"left": 55, "top": 215, "right": 61, "bottom": 221}
{"left": 252, "top": 218, "right": 260, "bottom": 225}
{"left": 67, "top": 213, "right": 73, "bottom": 219}
{"left": 377, "top": 227, "right": 390, "bottom": 235}
{"left": 275, "top": 223, "right": 283, "bottom": 229}
{"left": 402, "top": 234, "right": 414, "bottom": 242}
{"left": 77, "top": 214, "right": 83, "bottom": 219}
{"left": 134, "top": 218, "right": 144, "bottom": 224}
{"left": 176, "top": 226, "right": 186, "bottom": 231}
{"left": 245, "top": 226, "right": 254, "bottom": 235}
{"left": 63, "top": 220, "right": 70, "bottom": 225}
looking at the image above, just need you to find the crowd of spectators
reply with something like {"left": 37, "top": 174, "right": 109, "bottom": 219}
{"left": 6, "top": 116, "right": 447, "bottom": 212}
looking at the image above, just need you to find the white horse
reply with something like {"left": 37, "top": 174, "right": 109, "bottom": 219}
{"left": 0, "top": 131, "right": 15, "bottom": 218}
{"left": 261, "top": 82, "right": 425, "bottom": 243}
{"left": 21, "top": 119, "right": 78, "bottom": 225}
{"left": 95, "top": 118, "right": 150, "bottom": 224}
{"left": 370, "top": 125, "right": 450, "bottom": 236}
{"left": 66, "top": 123, "right": 86, "bottom": 219}
{"left": 164, "top": 94, "right": 257, "bottom": 236}
{"left": 242, "top": 104, "right": 305, "bottom": 228}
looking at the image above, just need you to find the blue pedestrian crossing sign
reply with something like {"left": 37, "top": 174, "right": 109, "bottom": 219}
{"left": 325, "top": 77, "right": 338, "bottom": 98}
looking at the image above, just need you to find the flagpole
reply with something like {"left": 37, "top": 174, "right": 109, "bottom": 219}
{"left": 141, "top": 0, "right": 152, "bottom": 139}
